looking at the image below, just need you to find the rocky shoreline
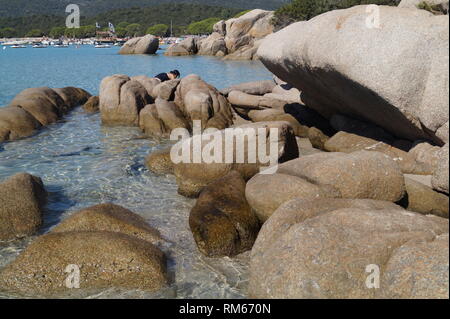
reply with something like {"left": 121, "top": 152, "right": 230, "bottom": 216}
{"left": 0, "top": 3, "right": 448, "bottom": 299}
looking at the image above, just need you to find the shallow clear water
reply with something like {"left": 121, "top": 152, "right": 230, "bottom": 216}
{"left": 0, "top": 45, "right": 271, "bottom": 299}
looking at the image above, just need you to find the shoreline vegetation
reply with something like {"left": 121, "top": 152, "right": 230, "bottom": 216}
{"left": 1, "top": 1, "right": 449, "bottom": 299}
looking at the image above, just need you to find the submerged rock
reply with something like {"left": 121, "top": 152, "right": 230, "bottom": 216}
{"left": 119, "top": 35, "right": 159, "bottom": 55}
{"left": 0, "top": 231, "right": 167, "bottom": 295}
{"left": 0, "top": 173, "right": 47, "bottom": 241}
{"left": 51, "top": 203, "right": 162, "bottom": 244}
{"left": 189, "top": 171, "right": 260, "bottom": 257}
{"left": 145, "top": 147, "right": 175, "bottom": 175}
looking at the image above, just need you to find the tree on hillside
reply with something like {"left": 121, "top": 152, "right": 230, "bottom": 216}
{"left": 0, "top": 27, "right": 16, "bottom": 38}
{"left": 49, "top": 26, "right": 65, "bottom": 38}
{"left": 126, "top": 23, "right": 143, "bottom": 37}
{"left": 117, "top": 21, "right": 130, "bottom": 29}
{"left": 26, "top": 29, "right": 44, "bottom": 37}
{"left": 187, "top": 17, "right": 220, "bottom": 35}
{"left": 146, "top": 24, "right": 168, "bottom": 37}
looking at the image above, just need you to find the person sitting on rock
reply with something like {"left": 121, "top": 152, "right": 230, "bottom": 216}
{"left": 155, "top": 70, "right": 180, "bottom": 82}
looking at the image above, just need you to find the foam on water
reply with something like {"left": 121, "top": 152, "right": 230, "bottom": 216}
{"left": 0, "top": 46, "right": 272, "bottom": 299}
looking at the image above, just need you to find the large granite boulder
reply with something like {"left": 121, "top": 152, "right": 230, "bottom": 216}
{"left": 189, "top": 171, "right": 260, "bottom": 257}
{"left": 174, "top": 74, "right": 233, "bottom": 131}
{"left": 196, "top": 9, "right": 274, "bottom": 60}
{"left": 258, "top": 6, "right": 449, "bottom": 145}
{"left": 139, "top": 99, "right": 191, "bottom": 138}
{"left": 165, "top": 37, "right": 199, "bottom": 56}
{"left": 224, "top": 9, "right": 274, "bottom": 55}
{"left": 246, "top": 151, "right": 406, "bottom": 222}
{"left": 249, "top": 200, "right": 449, "bottom": 299}
{"left": 197, "top": 33, "right": 228, "bottom": 57}
{"left": 173, "top": 121, "right": 299, "bottom": 197}
{"left": 99, "top": 75, "right": 153, "bottom": 126}
{"left": 0, "top": 173, "right": 47, "bottom": 241}
{"left": 119, "top": 35, "right": 159, "bottom": 55}
{"left": 0, "top": 231, "right": 167, "bottom": 295}
{"left": 432, "top": 143, "right": 449, "bottom": 194}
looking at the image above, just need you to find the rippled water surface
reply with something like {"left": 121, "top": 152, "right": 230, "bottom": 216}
{"left": 0, "top": 46, "right": 272, "bottom": 299}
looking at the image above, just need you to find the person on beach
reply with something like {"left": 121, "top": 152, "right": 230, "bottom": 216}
{"left": 155, "top": 70, "right": 181, "bottom": 82}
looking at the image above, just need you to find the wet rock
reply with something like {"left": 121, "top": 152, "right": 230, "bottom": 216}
{"left": 249, "top": 204, "right": 448, "bottom": 298}
{"left": 189, "top": 171, "right": 260, "bottom": 257}
{"left": 0, "top": 106, "right": 41, "bottom": 142}
{"left": 99, "top": 75, "right": 152, "bottom": 126}
{"left": 53, "top": 87, "right": 91, "bottom": 109}
{"left": 174, "top": 121, "right": 299, "bottom": 197}
{"left": 83, "top": 96, "right": 99, "bottom": 113}
{"left": 258, "top": 6, "right": 449, "bottom": 145}
{"left": 432, "top": 143, "right": 449, "bottom": 194}
{"left": 0, "top": 173, "right": 47, "bottom": 241}
{"left": 145, "top": 147, "right": 175, "bottom": 175}
{"left": 325, "top": 131, "right": 432, "bottom": 174}
{"left": 51, "top": 203, "right": 162, "bottom": 244}
{"left": 119, "top": 35, "right": 159, "bottom": 55}
{"left": 398, "top": 177, "right": 449, "bottom": 218}
{"left": 139, "top": 99, "right": 190, "bottom": 138}
{"left": 0, "top": 231, "right": 167, "bottom": 294}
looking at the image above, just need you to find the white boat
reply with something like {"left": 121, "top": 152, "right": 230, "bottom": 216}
{"left": 32, "top": 44, "right": 48, "bottom": 48}
{"left": 54, "top": 44, "right": 69, "bottom": 48}
{"left": 11, "top": 45, "right": 27, "bottom": 48}
{"left": 95, "top": 44, "right": 111, "bottom": 48}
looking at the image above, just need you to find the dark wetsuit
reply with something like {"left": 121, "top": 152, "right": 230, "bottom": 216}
{"left": 155, "top": 73, "right": 170, "bottom": 82}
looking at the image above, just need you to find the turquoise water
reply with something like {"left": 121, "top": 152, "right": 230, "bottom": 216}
{"left": 0, "top": 45, "right": 272, "bottom": 299}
